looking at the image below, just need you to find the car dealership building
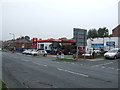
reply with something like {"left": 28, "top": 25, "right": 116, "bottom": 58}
{"left": 87, "top": 25, "right": 120, "bottom": 51}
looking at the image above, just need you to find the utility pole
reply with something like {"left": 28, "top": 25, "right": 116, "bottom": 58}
{"left": 73, "top": 28, "right": 87, "bottom": 60}
{"left": 76, "top": 36, "right": 79, "bottom": 60}
{"left": 10, "top": 33, "right": 15, "bottom": 52}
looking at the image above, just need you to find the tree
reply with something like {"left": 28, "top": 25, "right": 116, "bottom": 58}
{"left": 87, "top": 29, "right": 98, "bottom": 39}
{"left": 97, "top": 27, "right": 109, "bottom": 37}
{"left": 25, "top": 36, "right": 30, "bottom": 40}
{"left": 109, "top": 34, "right": 112, "bottom": 37}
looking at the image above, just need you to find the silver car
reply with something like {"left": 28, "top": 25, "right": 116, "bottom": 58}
{"left": 104, "top": 48, "right": 120, "bottom": 59}
{"left": 22, "top": 49, "right": 34, "bottom": 55}
{"left": 31, "top": 50, "right": 47, "bottom": 57}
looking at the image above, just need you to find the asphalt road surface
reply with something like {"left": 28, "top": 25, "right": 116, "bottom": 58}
{"left": 2, "top": 52, "right": 119, "bottom": 88}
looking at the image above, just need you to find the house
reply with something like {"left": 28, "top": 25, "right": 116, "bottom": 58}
{"left": 3, "top": 36, "right": 32, "bottom": 52}
{"left": 112, "top": 25, "right": 120, "bottom": 37}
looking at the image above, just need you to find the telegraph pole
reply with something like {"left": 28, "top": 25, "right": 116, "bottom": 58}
{"left": 10, "top": 33, "right": 15, "bottom": 52}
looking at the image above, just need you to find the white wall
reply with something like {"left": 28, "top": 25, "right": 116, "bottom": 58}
{"left": 87, "top": 37, "right": 119, "bottom": 51}
{"left": 37, "top": 42, "right": 52, "bottom": 50}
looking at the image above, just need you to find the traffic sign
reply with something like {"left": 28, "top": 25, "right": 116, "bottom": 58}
{"left": 73, "top": 28, "right": 87, "bottom": 47}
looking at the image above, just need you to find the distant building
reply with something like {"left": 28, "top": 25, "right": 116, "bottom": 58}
{"left": 87, "top": 25, "right": 120, "bottom": 50}
{"left": 3, "top": 36, "right": 32, "bottom": 52}
{"left": 112, "top": 25, "right": 120, "bottom": 37}
{"left": 15, "top": 37, "right": 32, "bottom": 50}
{"left": 87, "top": 37, "right": 119, "bottom": 51}
{"left": 32, "top": 38, "right": 75, "bottom": 54}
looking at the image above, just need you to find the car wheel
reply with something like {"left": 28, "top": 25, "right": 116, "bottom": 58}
{"left": 114, "top": 56, "right": 117, "bottom": 59}
{"left": 33, "top": 54, "right": 37, "bottom": 56}
{"left": 43, "top": 54, "right": 47, "bottom": 57}
{"left": 104, "top": 57, "right": 107, "bottom": 60}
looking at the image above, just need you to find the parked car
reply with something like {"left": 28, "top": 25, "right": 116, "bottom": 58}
{"left": 82, "top": 50, "right": 94, "bottom": 59}
{"left": 104, "top": 48, "right": 120, "bottom": 59}
{"left": 93, "top": 49, "right": 101, "bottom": 53}
{"left": 22, "top": 49, "right": 28, "bottom": 54}
{"left": 31, "top": 50, "right": 47, "bottom": 57}
{"left": 22, "top": 49, "right": 33, "bottom": 55}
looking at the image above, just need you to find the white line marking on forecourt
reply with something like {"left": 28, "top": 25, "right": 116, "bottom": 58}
{"left": 57, "top": 68, "right": 89, "bottom": 77}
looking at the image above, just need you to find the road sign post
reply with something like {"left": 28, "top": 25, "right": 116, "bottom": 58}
{"left": 73, "top": 28, "right": 87, "bottom": 60}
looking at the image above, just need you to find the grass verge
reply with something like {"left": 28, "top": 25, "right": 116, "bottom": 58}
{"left": 2, "top": 49, "right": 8, "bottom": 52}
{"left": 0, "top": 80, "right": 8, "bottom": 90}
{"left": 0, "top": 80, "right": 1, "bottom": 90}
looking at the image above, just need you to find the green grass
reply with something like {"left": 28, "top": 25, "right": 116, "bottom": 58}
{"left": 0, "top": 80, "right": 7, "bottom": 90}
{"left": 0, "top": 79, "right": 8, "bottom": 90}
{"left": 0, "top": 80, "right": 2, "bottom": 90}
{"left": 55, "top": 58, "right": 77, "bottom": 62}
{"left": 1, "top": 81, "right": 8, "bottom": 90}
{"left": 1, "top": 49, "right": 8, "bottom": 52}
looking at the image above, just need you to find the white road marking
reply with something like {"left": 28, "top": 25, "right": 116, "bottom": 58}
{"left": 90, "top": 59, "right": 103, "bottom": 61}
{"left": 21, "top": 59, "right": 29, "bottom": 62}
{"left": 64, "top": 62, "right": 69, "bottom": 63}
{"left": 33, "top": 62, "right": 48, "bottom": 67}
{"left": 107, "top": 67, "right": 115, "bottom": 70}
{"left": 33, "top": 62, "right": 42, "bottom": 66}
{"left": 92, "top": 62, "right": 113, "bottom": 67}
{"left": 115, "top": 69, "right": 120, "bottom": 71}
{"left": 102, "top": 66, "right": 105, "bottom": 68}
{"left": 43, "top": 65, "right": 47, "bottom": 67}
{"left": 13, "top": 57, "right": 19, "bottom": 59}
{"left": 57, "top": 68, "right": 89, "bottom": 77}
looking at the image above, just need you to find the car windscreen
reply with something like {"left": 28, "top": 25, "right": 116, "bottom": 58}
{"left": 108, "top": 49, "right": 118, "bottom": 53}
{"left": 86, "top": 51, "right": 92, "bottom": 54}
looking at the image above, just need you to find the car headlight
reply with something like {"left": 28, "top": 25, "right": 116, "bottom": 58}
{"left": 104, "top": 54, "right": 106, "bottom": 56}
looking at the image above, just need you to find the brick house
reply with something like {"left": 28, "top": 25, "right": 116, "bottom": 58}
{"left": 3, "top": 36, "right": 32, "bottom": 52}
{"left": 112, "top": 25, "right": 120, "bottom": 37}
{"left": 15, "top": 37, "right": 32, "bottom": 49}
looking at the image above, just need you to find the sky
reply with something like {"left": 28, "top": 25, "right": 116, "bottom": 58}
{"left": 0, "top": 0, "right": 119, "bottom": 41}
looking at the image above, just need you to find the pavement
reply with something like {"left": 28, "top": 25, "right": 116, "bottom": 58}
{"left": 2, "top": 51, "right": 119, "bottom": 88}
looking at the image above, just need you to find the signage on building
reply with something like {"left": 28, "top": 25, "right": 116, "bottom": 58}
{"left": 106, "top": 42, "right": 115, "bottom": 46}
{"left": 73, "top": 28, "right": 87, "bottom": 46}
{"left": 33, "top": 38, "right": 38, "bottom": 42}
{"left": 62, "top": 43, "right": 72, "bottom": 45}
{"left": 91, "top": 44, "right": 104, "bottom": 48}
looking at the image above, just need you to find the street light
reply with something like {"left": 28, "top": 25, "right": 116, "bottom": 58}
{"left": 9, "top": 33, "right": 15, "bottom": 52}
{"left": 103, "top": 33, "right": 106, "bottom": 51}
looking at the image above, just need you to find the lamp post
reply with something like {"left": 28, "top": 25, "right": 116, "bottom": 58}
{"left": 103, "top": 33, "right": 106, "bottom": 51}
{"left": 10, "top": 33, "right": 15, "bottom": 52}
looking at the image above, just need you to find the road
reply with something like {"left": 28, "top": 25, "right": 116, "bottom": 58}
{"left": 2, "top": 52, "right": 118, "bottom": 88}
